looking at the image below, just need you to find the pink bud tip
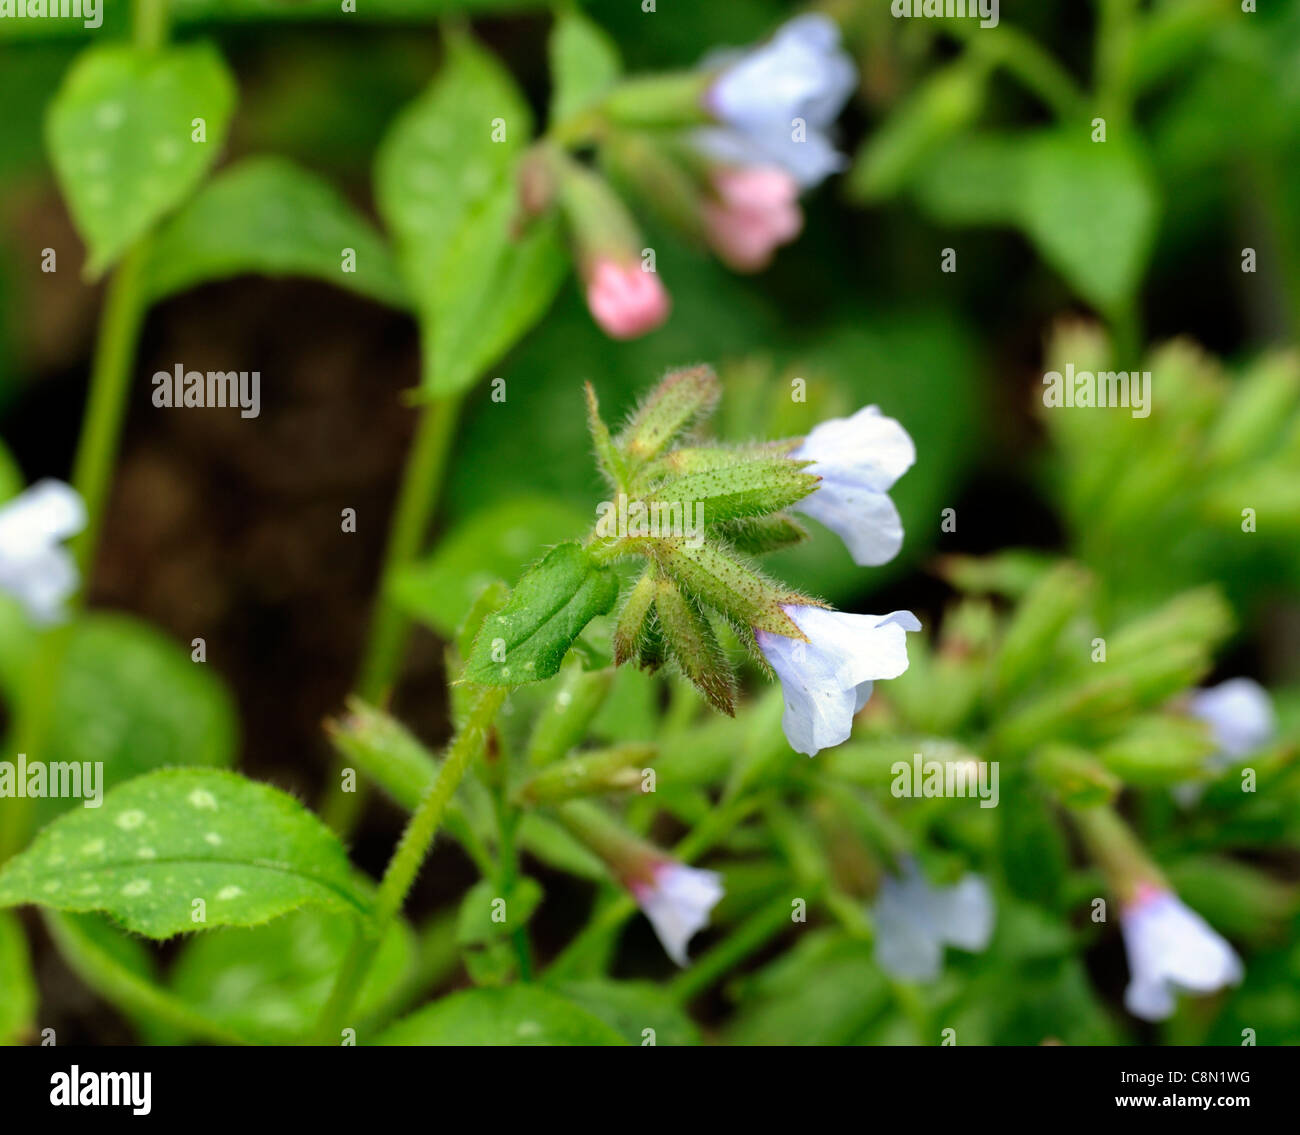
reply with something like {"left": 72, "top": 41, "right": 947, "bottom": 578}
{"left": 702, "top": 166, "right": 803, "bottom": 273}
{"left": 585, "top": 258, "right": 672, "bottom": 340}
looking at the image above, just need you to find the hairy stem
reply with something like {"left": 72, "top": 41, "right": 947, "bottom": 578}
{"left": 314, "top": 685, "right": 505, "bottom": 1042}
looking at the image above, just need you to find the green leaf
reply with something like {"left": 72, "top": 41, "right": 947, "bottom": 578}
{"left": 0, "top": 769, "right": 369, "bottom": 938}
{"left": 910, "top": 131, "right": 1159, "bottom": 310}
{"left": 993, "top": 563, "right": 1091, "bottom": 702}
{"left": 46, "top": 42, "right": 236, "bottom": 277}
{"left": 726, "top": 930, "right": 890, "bottom": 1046}
{"left": 374, "top": 985, "right": 625, "bottom": 1045}
{"left": 909, "top": 133, "right": 1023, "bottom": 226}
{"left": 169, "top": 909, "right": 416, "bottom": 1043}
{"left": 456, "top": 876, "right": 543, "bottom": 945}
{"left": 0, "top": 910, "right": 36, "bottom": 1045}
{"left": 1167, "top": 856, "right": 1297, "bottom": 943}
{"left": 41, "top": 614, "right": 237, "bottom": 820}
{"left": 1017, "top": 135, "right": 1158, "bottom": 312}
{"left": 551, "top": 979, "right": 700, "bottom": 1046}
{"left": 463, "top": 542, "right": 618, "bottom": 686}
{"left": 43, "top": 911, "right": 249, "bottom": 1045}
{"left": 143, "top": 156, "right": 409, "bottom": 307}
{"left": 715, "top": 514, "right": 808, "bottom": 555}
{"left": 549, "top": 8, "right": 622, "bottom": 124}
{"left": 391, "top": 495, "right": 589, "bottom": 637}
{"left": 375, "top": 32, "right": 563, "bottom": 396}
{"left": 516, "top": 742, "right": 655, "bottom": 804}
{"left": 420, "top": 193, "right": 567, "bottom": 397}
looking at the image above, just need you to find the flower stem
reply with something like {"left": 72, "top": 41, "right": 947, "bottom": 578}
{"left": 314, "top": 684, "right": 505, "bottom": 1043}
{"left": 1095, "top": 0, "right": 1138, "bottom": 131}
{"left": 322, "top": 392, "right": 464, "bottom": 834}
{"left": 941, "top": 18, "right": 1087, "bottom": 122}
{"left": 68, "top": 240, "right": 152, "bottom": 582}
{"left": 1070, "top": 803, "right": 1164, "bottom": 907}
{"left": 667, "top": 890, "right": 811, "bottom": 1006}
{"left": 492, "top": 788, "right": 534, "bottom": 980}
{"left": 133, "top": 0, "right": 170, "bottom": 51}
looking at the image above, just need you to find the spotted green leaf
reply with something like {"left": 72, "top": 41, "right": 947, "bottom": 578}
{"left": 0, "top": 769, "right": 369, "bottom": 939}
{"left": 143, "top": 156, "right": 409, "bottom": 308}
{"left": 375, "top": 32, "right": 564, "bottom": 396}
{"left": 463, "top": 542, "right": 618, "bottom": 686}
{"left": 46, "top": 41, "right": 236, "bottom": 277}
{"left": 374, "top": 985, "right": 625, "bottom": 1045}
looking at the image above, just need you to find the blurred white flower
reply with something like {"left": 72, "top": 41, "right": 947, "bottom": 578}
{"left": 1120, "top": 884, "right": 1243, "bottom": 1021}
{"left": 788, "top": 406, "right": 915, "bottom": 567}
{"left": 1188, "top": 678, "right": 1275, "bottom": 763}
{"left": 696, "top": 14, "right": 857, "bottom": 188}
{"left": 630, "top": 860, "right": 724, "bottom": 967}
{"left": 756, "top": 605, "right": 920, "bottom": 756}
{"left": 1175, "top": 678, "right": 1276, "bottom": 807}
{"left": 871, "top": 863, "right": 995, "bottom": 982}
{"left": 0, "top": 480, "right": 86, "bottom": 624}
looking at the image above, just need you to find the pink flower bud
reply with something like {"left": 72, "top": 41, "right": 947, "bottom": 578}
{"left": 702, "top": 166, "right": 803, "bottom": 272}
{"left": 584, "top": 258, "right": 671, "bottom": 340}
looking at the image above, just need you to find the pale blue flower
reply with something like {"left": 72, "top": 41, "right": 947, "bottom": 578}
{"left": 696, "top": 14, "right": 857, "bottom": 188}
{"left": 1188, "top": 678, "right": 1275, "bottom": 763}
{"left": 1175, "top": 678, "right": 1276, "bottom": 807}
{"left": 0, "top": 480, "right": 86, "bottom": 624}
{"left": 871, "top": 862, "right": 995, "bottom": 982}
{"left": 789, "top": 405, "right": 915, "bottom": 566}
{"left": 756, "top": 605, "right": 920, "bottom": 756}
{"left": 631, "top": 861, "right": 724, "bottom": 967}
{"left": 1120, "top": 885, "right": 1243, "bottom": 1021}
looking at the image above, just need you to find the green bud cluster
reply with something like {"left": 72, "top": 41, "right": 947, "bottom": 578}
{"left": 587, "top": 366, "right": 821, "bottom": 714}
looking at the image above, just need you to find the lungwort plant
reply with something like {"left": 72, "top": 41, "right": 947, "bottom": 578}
{"left": 1, "top": 0, "right": 1298, "bottom": 1052}
{"left": 0, "top": 362, "right": 926, "bottom": 1045}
